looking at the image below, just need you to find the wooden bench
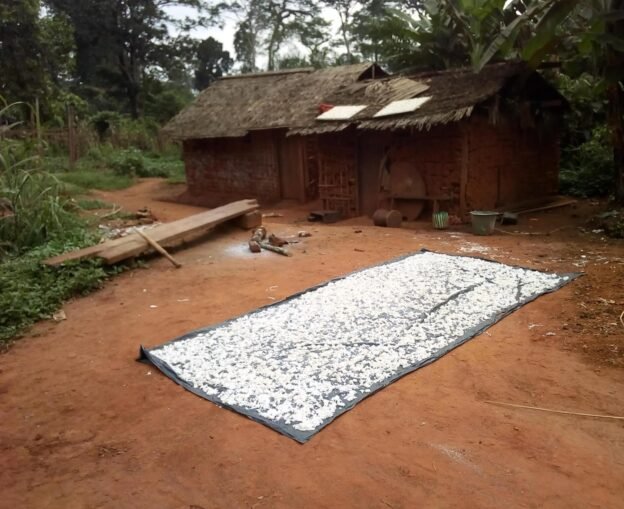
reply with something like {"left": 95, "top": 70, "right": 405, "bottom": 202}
{"left": 390, "top": 194, "right": 452, "bottom": 217}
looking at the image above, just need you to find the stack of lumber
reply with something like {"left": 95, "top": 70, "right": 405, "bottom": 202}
{"left": 45, "top": 199, "right": 259, "bottom": 266}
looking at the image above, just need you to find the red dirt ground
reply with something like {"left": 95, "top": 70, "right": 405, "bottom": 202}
{"left": 1, "top": 179, "right": 623, "bottom": 509}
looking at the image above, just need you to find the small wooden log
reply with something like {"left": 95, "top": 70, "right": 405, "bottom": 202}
{"left": 135, "top": 229, "right": 182, "bottom": 268}
{"left": 259, "top": 241, "right": 292, "bottom": 257}
{"left": 373, "top": 208, "right": 402, "bottom": 228}
{"left": 268, "top": 233, "right": 288, "bottom": 247}
{"left": 249, "top": 226, "right": 267, "bottom": 253}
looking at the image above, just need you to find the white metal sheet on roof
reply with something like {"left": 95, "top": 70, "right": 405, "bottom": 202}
{"left": 316, "top": 105, "right": 367, "bottom": 121}
{"left": 373, "top": 96, "right": 432, "bottom": 118}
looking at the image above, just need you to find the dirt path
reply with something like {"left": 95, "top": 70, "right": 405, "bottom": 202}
{"left": 1, "top": 183, "right": 623, "bottom": 508}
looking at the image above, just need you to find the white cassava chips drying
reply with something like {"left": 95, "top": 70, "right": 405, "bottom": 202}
{"left": 142, "top": 251, "right": 576, "bottom": 442}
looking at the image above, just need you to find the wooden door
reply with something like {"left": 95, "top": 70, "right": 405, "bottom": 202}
{"left": 278, "top": 135, "right": 304, "bottom": 201}
{"left": 358, "top": 134, "right": 387, "bottom": 217}
{"left": 318, "top": 134, "right": 359, "bottom": 217}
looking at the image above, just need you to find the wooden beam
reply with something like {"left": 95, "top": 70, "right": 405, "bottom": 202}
{"left": 45, "top": 199, "right": 259, "bottom": 266}
{"left": 100, "top": 199, "right": 258, "bottom": 264}
{"left": 459, "top": 123, "right": 470, "bottom": 217}
{"left": 512, "top": 198, "right": 576, "bottom": 215}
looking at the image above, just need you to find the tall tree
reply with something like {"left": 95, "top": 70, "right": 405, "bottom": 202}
{"left": 0, "top": 0, "right": 48, "bottom": 104}
{"left": 0, "top": 0, "right": 77, "bottom": 121}
{"left": 230, "top": 0, "right": 325, "bottom": 71}
{"left": 194, "top": 37, "right": 233, "bottom": 89}
{"left": 351, "top": 0, "right": 394, "bottom": 63}
{"left": 264, "top": 0, "right": 321, "bottom": 70}
{"left": 322, "top": 0, "right": 360, "bottom": 63}
{"left": 47, "top": 0, "right": 204, "bottom": 118}
{"left": 233, "top": 0, "right": 266, "bottom": 72}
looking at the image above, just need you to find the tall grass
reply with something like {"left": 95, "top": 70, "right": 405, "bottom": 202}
{"left": 0, "top": 103, "right": 82, "bottom": 255}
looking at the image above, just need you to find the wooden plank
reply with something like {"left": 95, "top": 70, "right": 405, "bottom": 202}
{"left": 44, "top": 234, "right": 139, "bottom": 266}
{"left": 100, "top": 199, "right": 258, "bottom": 264}
{"left": 45, "top": 199, "right": 258, "bottom": 266}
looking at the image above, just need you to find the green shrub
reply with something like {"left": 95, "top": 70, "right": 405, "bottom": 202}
{"left": 110, "top": 149, "right": 145, "bottom": 177}
{"left": 0, "top": 101, "right": 124, "bottom": 344}
{"left": 42, "top": 155, "right": 70, "bottom": 173}
{"left": 143, "top": 156, "right": 184, "bottom": 178}
{"left": 0, "top": 232, "right": 110, "bottom": 343}
{"left": 116, "top": 118, "right": 159, "bottom": 151}
{"left": 0, "top": 142, "right": 83, "bottom": 255}
{"left": 560, "top": 126, "right": 613, "bottom": 198}
{"left": 591, "top": 210, "right": 624, "bottom": 239}
{"left": 107, "top": 149, "right": 183, "bottom": 178}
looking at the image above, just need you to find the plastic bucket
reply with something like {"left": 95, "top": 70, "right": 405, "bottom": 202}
{"left": 432, "top": 211, "right": 449, "bottom": 230}
{"left": 470, "top": 211, "right": 499, "bottom": 236}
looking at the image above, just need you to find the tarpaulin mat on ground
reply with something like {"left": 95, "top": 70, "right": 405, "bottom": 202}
{"left": 140, "top": 250, "right": 579, "bottom": 443}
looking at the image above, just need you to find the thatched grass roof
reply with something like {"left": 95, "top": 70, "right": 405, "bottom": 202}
{"left": 295, "top": 61, "right": 526, "bottom": 134}
{"left": 162, "top": 63, "right": 385, "bottom": 140}
{"left": 164, "top": 61, "right": 564, "bottom": 140}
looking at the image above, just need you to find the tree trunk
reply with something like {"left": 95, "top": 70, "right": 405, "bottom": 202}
{"left": 607, "top": 0, "right": 624, "bottom": 203}
{"left": 337, "top": 9, "right": 352, "bottom": 62}
{"left": 609, "top": 83, "right": 624, "bottom": 203}
{"left": 127, "top": 83, "right": 140, "bottom": 119}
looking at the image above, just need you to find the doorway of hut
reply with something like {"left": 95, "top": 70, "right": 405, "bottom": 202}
{"left": 358, "top": 132, "right": 392, "bottom": 217}
{"left": 277, "top": 135, "right": 306, "bottom": 202}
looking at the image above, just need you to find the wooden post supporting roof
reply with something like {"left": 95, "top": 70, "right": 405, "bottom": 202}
{"left": 459, "top": 123, "right": 470, "bottom": 218}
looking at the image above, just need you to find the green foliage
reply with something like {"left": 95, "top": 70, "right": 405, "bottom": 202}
{"left": 54, "top": 168, "right": 134, "bottom": 192}
{"left": 143, "top": 156, "right": 184, "bottom": 179}
{"left": 45, "top": 143, "right": 183, "bottom": 188}
{"left": 106, "top": 148, "right": 183, "bottom": 178}
{"left": 231, "top": 0, "right": 325, "bottom": 71}
{"left": 589, "top": 210, "right": 624, "bottom": 238}
{"left": 109, "top": 149, "right": 146, "bottom": 177}
{"left": 0, "top": 1, "right": 77, "bottom": 121}
{"left": 560, "top": 126, "right": 614, "bottom": 197}
{"left": 89, "top": 113, "right": 160, "bottom": 150}
{"left": 47, "top": 0, "right": 206, "bottom": 118}
{"left": 0, "top": 138, "right": 82, "bottom": 255}
{"left": 143, "top": 80, "right": 194, "bottom": 123}
{"left": 194, "top": 37, "right": 233, "bottom": 90}
{"left": 557, "top": 73, "right": 608, "bottom": 143}
{"left": 116, "top": 118, "right": 160, "bottom": 150}
{"left": 89, "top": 111, "right": 124, "bottom": 140}
{"left": 0, "top": 170, "right": 81, "bottom": 254}
{"left": 0, "top": 232, "right": 110, "bottom": 343}
{"left": 601, "top": 212, "right": 624, "bottom": 238}
{"left": 0, "top": 0, "right": 48, "bottom": 106}
{"left": 75, "top": 198, "right": 113, "bottom": 210}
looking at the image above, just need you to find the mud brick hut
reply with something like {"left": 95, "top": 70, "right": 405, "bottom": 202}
{"left": 163, "top": 61, "right": 567, "bottom": 219}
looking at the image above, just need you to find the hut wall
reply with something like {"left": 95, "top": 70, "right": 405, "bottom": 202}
{"left": 182, "top": 131, "right": 281, "bottom": 206}
{"left": 465, "top": 116, "right": 559, "bottom": 212}
{"left": 357, "top": 125, "right": 464, "bottom": 218}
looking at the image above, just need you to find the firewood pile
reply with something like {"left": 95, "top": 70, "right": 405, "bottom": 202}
{"left": 248, "top": 228, "right": 311, "bottom": 257}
